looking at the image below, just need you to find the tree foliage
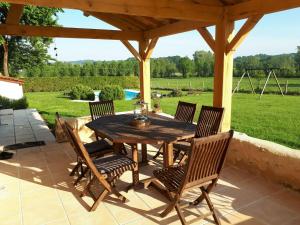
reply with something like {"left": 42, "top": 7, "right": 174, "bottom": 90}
{"left": 0, "top": 3, "right": 62, "bottom": 75}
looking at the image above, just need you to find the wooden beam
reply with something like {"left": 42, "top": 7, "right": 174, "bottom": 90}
{"left": 144, "top": 21, "right": 211, "bottom": 39}
{"left": 4, "top": 0, "right": 222, "bottom": 22}
{"left": 139, "top": 39, "right": 151, "bottom": 106}
{"left": 144, "top": 38, "right": 158, "bottom": 59}
{"left": 121, "top": 40, "right": 141, "bottom": 61}
{"left": 84, "top": 11, "right": 141, "bottom": 31}
{"left": 227, "top": 0, "right": 300, "bottom": 21}
{"left": 213, "top": 17, "right": 234, "bottom": 132}
{"left": 6, "top": 4, "right": 24, "bottom": 25}
{"left": 197, "top": 27, "right": 215, "bottom": 52}
{"left": 226, "top": 15, "right": 263, "bottom": 53}
{"left": 0, "top": 24, "right": 143, "bottom": 40}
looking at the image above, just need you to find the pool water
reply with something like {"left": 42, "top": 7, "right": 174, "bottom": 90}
{"left": 125, "top": 89, "right": 139, "bottom": 100}
{"left": 94, "top": 89, "right": 139, "bottom": 101}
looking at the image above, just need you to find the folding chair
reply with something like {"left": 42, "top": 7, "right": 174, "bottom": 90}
{"left": 174, "top": 105, "right": 224, "bottom": 164}
{"left": 153, "top": 101, "right": 196, "bottom": 160}
{"left": 65, "top": 122, "right": 136, "bottom": 211}
{"left": 153, "top": 131, "right": 233, "bottom": 225}
{"left": 56, "top": 112, "right": 114, "bottom": 185}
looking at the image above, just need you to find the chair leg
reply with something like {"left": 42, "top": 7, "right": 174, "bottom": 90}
{"left": 90, "top": 189, "right": 109, "bottom": 211}
{"left": 111, "top": 188, "right": 128, "bottom": 203}
{"left": 175, "top": 204, "right": 187, "bottom": 225}
{"left": 70, "top": 162, "right": 81, "bottom": 176}
{"left": 173, "top": 149, "right": 181, "bottom": 162}
{"left": 178, "top": 155, "right": 188, "bottom": 165}
{"left": 201, "top": 187, "right": 220, "bottom": 225}
{"left": 74, "top": 167, "right": 89, "bottom": 186}
{"left": 161, "top": 200, "right": 177, "bottom": 217}
{"left": 153, "top": 145, "right": 163, "bottom": 160}
{"left": 80, "top": 176, "right": 96, "bottom": 197}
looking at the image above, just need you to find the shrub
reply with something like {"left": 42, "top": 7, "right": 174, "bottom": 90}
{"left": 0, "top": 96, "right": 28, "bottom": 109}
{"left": 168, "top": 89, "right": 183, "bottom": 97}
{"left": 23, "top": 76, "right": 139, "bottom": 92}
{"left": 99, "top": 85, "right": 124, "bottom": 101}
{"left": 68, "top": 84, "right": 95, "bottom": 100}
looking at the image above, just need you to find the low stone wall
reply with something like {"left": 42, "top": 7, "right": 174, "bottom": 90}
{"left": 228, "top": 132, "right": 300, "bottom": 191}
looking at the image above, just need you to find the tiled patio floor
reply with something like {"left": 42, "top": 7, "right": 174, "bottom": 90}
{"left": 0, "top": 109, "right": 299, "bottom": 225}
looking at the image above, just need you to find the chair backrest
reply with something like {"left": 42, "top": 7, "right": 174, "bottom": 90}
{"left": 181, "top": 131, "right": 233, "bottom": 191}
{"left": 65, "top": 122, "right": 109, "bottom": 185}
{"left": 89, "top": 100, "right": 115, "bottom": 121}
{"left": 174, "top": 101, "right": 197, "bottom": 123}
{"left": 56, "top": 112, "right": 83, "bottom": 159}
{"left": 195, "top": 106, "right": 224, "bottom": 138}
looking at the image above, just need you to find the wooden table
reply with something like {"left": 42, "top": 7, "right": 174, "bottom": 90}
{"left": 86, "top": 113, "right": 195, "bottom": 186}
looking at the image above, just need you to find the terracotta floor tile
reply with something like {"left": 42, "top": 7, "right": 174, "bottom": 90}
{"left": 239, "top": 196, "right": 298, "bottom": 225}
{"left": 0, "top": 213, "right": 22, "bottom": 225}
{"left": 22, "top": 197, "right": 66, "bottom": 225}
{"left": 67, "top": 204, "right": 117, "bottom": 225}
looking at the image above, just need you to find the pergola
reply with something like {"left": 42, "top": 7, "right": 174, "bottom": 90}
{"left": 1, "top": 0, "right": 299, "bottom": 131}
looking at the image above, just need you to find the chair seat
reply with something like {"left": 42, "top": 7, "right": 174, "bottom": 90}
{"left": 153, "top": 165, "right": 185, "bottom": 192}
{"left": 84, "top": 139, "right": 113, "bottom": 156}
{"left": 93, "top": 155, "right": 136, "bottom": 179}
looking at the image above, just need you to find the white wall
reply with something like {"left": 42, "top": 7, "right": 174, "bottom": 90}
{"left": 0, "top": 81, "right": 24, "bottom": 100}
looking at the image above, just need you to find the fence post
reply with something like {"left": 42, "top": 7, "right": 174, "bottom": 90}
{"left": 285, "top": 80, "right": 288, "bottom": 94}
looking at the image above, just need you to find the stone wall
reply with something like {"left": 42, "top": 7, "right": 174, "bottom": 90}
{"left": 228, "top": 132, "right": 300, "bottom": 191}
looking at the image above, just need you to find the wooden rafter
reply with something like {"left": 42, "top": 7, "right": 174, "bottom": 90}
{"left": 227, "top": 0, "right": 300, "bottom": 21}
{"left": 144, "top": 21, "right": 211, "bottom": 39}
{"left": 226, "top": 14, "right": 263, "bottom": 53}
{"left": 84, "top": 11, "right": 141, "bottom": 31}
{"left": 0, "top": 24, "right": 143, "bottom": 40}
{"left": 3, "top": 0, "right": 222, "bottom": 22}
{"left": 6, "top": 4, "right": 24, "bottom": 25}
{"left": 197, "top": 27, "right": 215, "bottom": 52}
{"left": 121, "top": 40, "right": 141, "bottom": 61}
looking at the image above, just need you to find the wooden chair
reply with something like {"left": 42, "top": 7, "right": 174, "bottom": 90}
{"left": 152, "top": 101, "right": 196, "bottom": 160}
{"left": 89, "top": 100, "right": 115, "bottom": 120}
{"left": 55, "top": 112, "right": 114, "bottom": 185}
{"left": 173, "top": 105, "right": 224, "bottom": 164}
{"left": 153, "top": 131, "right": 233, "bottom": 225}
{"left": 65, "top": 122, "right": 136, "bottom": 211}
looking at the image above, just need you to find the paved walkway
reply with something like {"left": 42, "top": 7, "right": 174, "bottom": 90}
{"left": 0, "top": 109, "right": 55, "bottom": 148}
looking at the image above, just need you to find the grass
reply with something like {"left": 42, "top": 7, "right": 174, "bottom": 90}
{"left": 151, "top": 77, "right": 300, "bottom": 94}
{"left": 25, "top": 92, "right": 300, "bottom": 150}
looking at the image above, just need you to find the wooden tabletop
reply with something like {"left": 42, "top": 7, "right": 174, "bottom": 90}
{"left": 85, "top": 113, "right": 196, "bottom": 145}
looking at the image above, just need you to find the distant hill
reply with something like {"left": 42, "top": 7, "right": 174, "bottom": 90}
{"left": 67, "top": 60, "right": 96, "bottom": 65}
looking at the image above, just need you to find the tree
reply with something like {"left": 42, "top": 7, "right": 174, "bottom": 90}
{"left": 178, "top": 57, "right": 193, "bottom": 78}
{"left": 295, "top": 46, "right": 300, "bottom": 74}
{"left": 0, "top": 3, "right": 62, "bottom": 76}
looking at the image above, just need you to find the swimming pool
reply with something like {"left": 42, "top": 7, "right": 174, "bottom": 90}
{"left": 93, "top": 89, "right": 139, "bottom": 101}
{"left": 125, "top": 89, "right": 139, "bottom": 100}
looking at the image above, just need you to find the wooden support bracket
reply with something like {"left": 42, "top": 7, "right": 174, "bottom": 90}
{"left": 226, "top": 14, "right": 263, "bottom": 53}
{"left": 197, "top": 27, "right": 215, "bottom": 52}
{"left": 121, "top": 40, "right": 141, "bottom": 62}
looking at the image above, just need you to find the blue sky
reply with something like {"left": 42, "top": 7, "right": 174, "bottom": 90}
{"left": 48, "top": 8, "right": 300, "bottom": 61}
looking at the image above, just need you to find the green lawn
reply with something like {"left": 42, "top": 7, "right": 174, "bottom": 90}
{"left": 151, "top": 77, "right": 300, "bottom": 94}
{"left": 25, "top": 92, "right": 300, "bottom": 149}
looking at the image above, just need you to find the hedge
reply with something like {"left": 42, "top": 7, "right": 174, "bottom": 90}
{"left": 99, "top": 85, "right": 124, "bottom": 101}
{"left": 68, "top": 84, "right": 95, "bottom": 100}
{"left": 0, "top": 96, "right": 28, "bottom": 109}
{"left": 23, "top": 76, "right": 139, "bottom": 92}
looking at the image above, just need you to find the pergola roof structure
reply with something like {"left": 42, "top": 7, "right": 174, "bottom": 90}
{"left": 1, "top": 0, "right": 300, "bottom": 131}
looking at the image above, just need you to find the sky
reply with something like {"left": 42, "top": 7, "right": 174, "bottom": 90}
{"left": 48, "top": 8, "right": 300, "bottom": 61}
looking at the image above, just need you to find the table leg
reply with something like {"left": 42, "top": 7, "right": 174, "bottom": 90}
{"left": 131, "top": 143, "right": 139, "bottom": 186}
{"left": 163, "top": 142, "right": 174, "bottom": 167}
{"left": 141, "top": 144, "right": 148, "bottom": 164}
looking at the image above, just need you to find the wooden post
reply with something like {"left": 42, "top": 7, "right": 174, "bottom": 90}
{"left": 139, "top": 39, "right": 152, "bottom": 106}
{"left": 213, "top": 17, "right": 235, "bottom": 132}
